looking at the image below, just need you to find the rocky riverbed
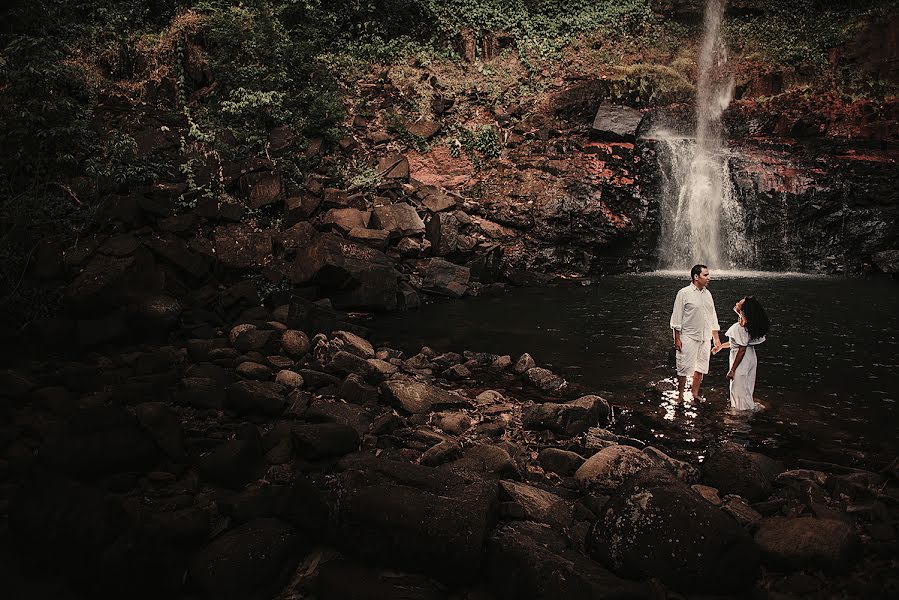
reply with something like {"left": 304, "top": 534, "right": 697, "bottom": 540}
{"left": 1, "top": 296, "right": 897, "bottom": 599}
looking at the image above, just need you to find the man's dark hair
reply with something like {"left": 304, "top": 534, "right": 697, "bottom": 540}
{"left": 690, "top": 264, "right": 708, "bottom": 282}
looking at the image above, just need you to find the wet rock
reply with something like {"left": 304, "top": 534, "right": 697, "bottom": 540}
{"left": 280, "top": 329, "right": 311, "bottom": 357}
{"left": 404, "top": 352, "right": 434, "bottom": 370}
{"left": 229, "top": 323, "right": 256, "bottom": 345}
{"left": 755, "top": 517, "right": 861, "bottom": 571}
{"left": 575, "top": 445, "right": 658, "bottom": 491}
{"left": 538, "top": 448, "right": 586, "bottom": 476}
{"left": 872, "top": 248, "right": 899, "bottom": 274}
{"left": 419, "top": 440, "right": 463, "bottom": 466}
{"left": 290, "top": 423, "right": 359, "bottom": 460}
{"left": 235, "top": 361, "right": 273, "bottom": 380}
{"left": 490, "top": 355, "right": 512, "bottom": 371}
{"left": 591, "top": 468, "right": 760, "bottom": 593}
{"left": 339, "top": 374, "right": 379, "bottom": 405}
{"left": 382, "top": 379, "right": 470, "bottom": 414}
{"left": 512, "top": 353, "right": 536, "bottom": 374}
{"left": 442, "top": 364, "right": 471, "bottom": 380}
{"left": 227, "top": 381, "right": 286, "bottom": 416}
{"left": 367, "top": 358, "right": 398, "bottom": 378}
{"left": 296, "top": 369, "right": 343, "bottom": 390}
{"left": 334, "top": 330, "right": 375, "bottom": 358}
{"left": 288, "top": 234, "right": 398, "bottom": 310}
{"left": 722, "top": 497, "right": 763, "bottom": 530}
{"left": 275, "top": 370, "right": 303, "bottom": 388}
{"left": 643, "top": 446, "right": 699, "bottom": 483}
{"left": 691, "top": 484, "right": 723, "bottom": 506}
{"left": 190, "top": 518, "right": 303, "bottom": 600}
{"left": 432, "top": 411, "right": 473, "bottom": 435}
{"left": 306, "top": 400, "right": 373, "bottom": 436}
{"left": 417, "top": 258, "right": 470, "bottom": 298}
{"left": 327, "top": 350, "right": 381, "bottom": 381}
{"left": 198, "top": 424, "right": 263, "bottom": 489}
{"left": 476, "top": 389, "right": 506, "bottom": 404}
{"left": 234, "top": 329, "right": 275, "bottom": 352}
{"left": 524, "top": 367, "right": 566, "bottom": 393}
{"left": 702, "top": 441, "right": 782, "bottom": 502}
{"left": 499, "top": 480, "right": 571, "bottom": 529}
{"left": 446, "top": 444, "right": 521, "bottom": 480}
{"left": 487, "top": 522, "right": 657, "bottom": 600}
{"left": 333, "top": 456, "right": 498, "bottom": 584}
{"left": 523, "top": 395, "right": 610, "bottom": 434}
{"left": 591, "top": 104, "right": 645, "bottom": 142}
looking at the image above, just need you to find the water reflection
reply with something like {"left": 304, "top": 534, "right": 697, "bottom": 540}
{"left": 368, "top": 273, "right": 899, "bottom": 466}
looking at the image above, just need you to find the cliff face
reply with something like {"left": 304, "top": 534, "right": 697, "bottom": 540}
{"left": 8, "top": 5, "right": 899, "bottom": 348}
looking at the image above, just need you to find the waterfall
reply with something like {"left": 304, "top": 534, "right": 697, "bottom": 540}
{"left": 654, "top": 0, "right": 751, "bottom": 270}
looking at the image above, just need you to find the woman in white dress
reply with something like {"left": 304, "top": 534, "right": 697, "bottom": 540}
{"left": 714, "top": 296, "right": 770, "bottom": 410}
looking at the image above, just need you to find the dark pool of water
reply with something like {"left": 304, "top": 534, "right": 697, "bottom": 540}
{"left": 367, "top": 272, "right": 899, "bottom": 467}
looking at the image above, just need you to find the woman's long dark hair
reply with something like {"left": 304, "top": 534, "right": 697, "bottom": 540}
{"left": 742, "top": 296, "right": 770, "bottom": 340}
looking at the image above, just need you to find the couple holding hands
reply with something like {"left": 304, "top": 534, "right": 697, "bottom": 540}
{"left": 670, "top": 264, "right": 771, "bottom": 410}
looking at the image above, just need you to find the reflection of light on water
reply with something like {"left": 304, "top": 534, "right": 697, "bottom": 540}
{"left": 659, "top": 377, "right": 702, "bottom": 423}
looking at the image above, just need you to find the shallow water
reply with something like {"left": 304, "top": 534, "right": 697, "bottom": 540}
{"left": 368, "top": 273, "right": 899, "bottom": 467}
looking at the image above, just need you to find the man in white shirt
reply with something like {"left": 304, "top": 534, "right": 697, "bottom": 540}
{"left": 670, "top": 264, "right": 721, "bottom": 400}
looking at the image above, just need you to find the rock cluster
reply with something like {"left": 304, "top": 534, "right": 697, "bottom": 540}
{"left": 2, "top": 303, "right": 897, "bottom": 599}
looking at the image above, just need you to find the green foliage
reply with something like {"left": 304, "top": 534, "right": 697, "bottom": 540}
{"left": 606, "top": 64, "right": 695, "bottom": 106}
{"left": 331, "top": 157, "right": 381, "bottom": 190}
{"left": 449, "top": 125, "right": 501, "bottom": 170}
{"left": 196, "top": 0, "right": 344, "bottom": 150}
{"left": 725, "top": 0, "right": 899, "bottom": 66}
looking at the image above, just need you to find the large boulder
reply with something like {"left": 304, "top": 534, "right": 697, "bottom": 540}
{"left": 323, "top": 208, "right": 369, "bottom": 233}
{"left": 371, "top": 203, "right": 425, "bottom": 237}
{"left": 522, "top": 395, "right": 610, "bottom": 435}
{"left": 214, "top": 225, "right": 272, "bottom": 269}
{"left": 591, "top": 468, "right": 760, "bottom": 593}
{"left": 575, "top": 445, "right": 658, "bottom": 491}
{"left": 381, "top": 379, "right": 470, "bottom": 414}
{"left": 287, "top": 234, "right": 399, "bottom": 310}
{"left": 416, "top": 258, "right": 470, "bottom": 298}
{"left": 425, "top": 212, "right": 460, "bottom": 256}
{"left": 65, "top": 254, "right": 135, "bottom": 313}
{"left": 754, "top": 517, "right": 861, "bottom": 571}
{"left": 499, "top": 480, "right": 571, "bottom": 529}
{"left": 702, "top": 441, "right": 782, "bottom": 502}
{"left": 190, "top": 518, "right": 304, "bottom": 600}
{"left": 591, "top": 104, "right": 645, "bottom": 141}
{"left": 333, "top": 456, "right": 499, "bottom": 584}
{"left": 487, "top": 523, "right": 657, "bottom": 600}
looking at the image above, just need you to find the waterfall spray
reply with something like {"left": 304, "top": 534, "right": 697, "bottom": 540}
{"left": 655, "top": 0, "right": 750, "bottom": 270}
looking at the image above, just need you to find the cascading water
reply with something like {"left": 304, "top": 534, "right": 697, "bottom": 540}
{"left": 654, "top": 0, "right": 752, "bottom": 270}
